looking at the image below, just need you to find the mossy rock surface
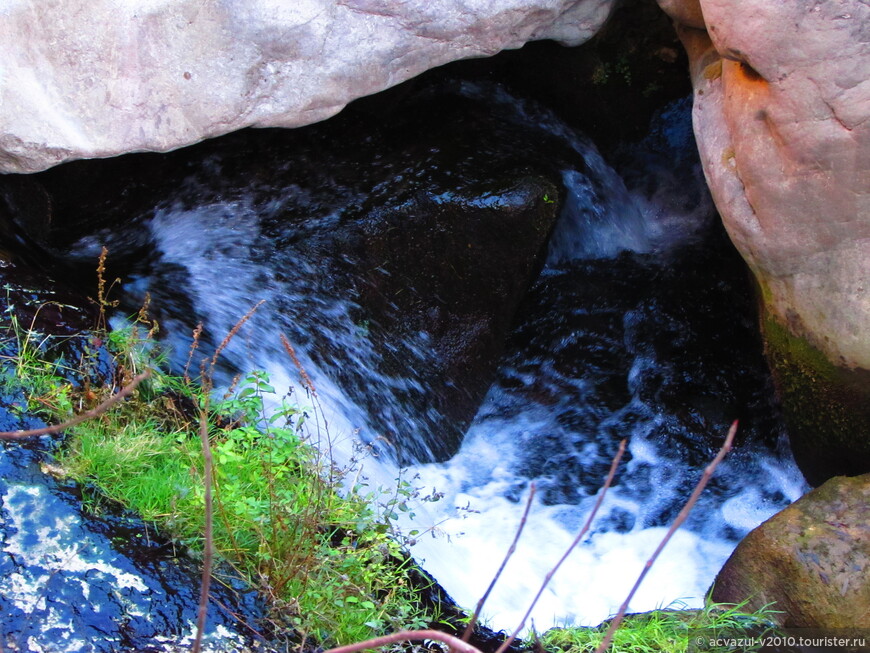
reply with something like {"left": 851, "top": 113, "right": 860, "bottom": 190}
{"left": 761, "top": 310, "right": 870, "bottom": 486}
{"left": 712, "top": 474, "right": 870, "bottom": 629}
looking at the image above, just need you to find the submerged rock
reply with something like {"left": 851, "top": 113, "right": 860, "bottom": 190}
{"left": 0, "top": 0, "right": 616, "bottom": 173}
{"left": 711, "top": 474, "right": 870, "bottom": 629}
{"left": 3, "top": 82, "right": 572, "bottom": 463}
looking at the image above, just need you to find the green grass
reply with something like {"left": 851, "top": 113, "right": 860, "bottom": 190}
{"left": 540, "top": 600, "right": 779, "bottom": 653}
{"left": 5, "top": 317, "right": 433, "bottom": 648}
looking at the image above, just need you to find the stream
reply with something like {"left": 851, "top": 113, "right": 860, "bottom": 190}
{"left": 7, "top": 78, "right": 808, "bottom": 638}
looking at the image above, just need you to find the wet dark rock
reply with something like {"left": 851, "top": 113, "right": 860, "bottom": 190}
{"left": 0, "top": 439, "right": 267, "bottom": 652}
{"left": 0, "top": 245, "right": 96, "bottom": 336}
{"left": 4, "top": 81, "right": 577, "bottom": 464}
{"left": 417, "top": 0, "right": 692, "bottom": 155}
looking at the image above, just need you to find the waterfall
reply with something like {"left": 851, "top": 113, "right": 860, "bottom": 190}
{"left": 67, "top": 85, "right": 808, "bottom": 631}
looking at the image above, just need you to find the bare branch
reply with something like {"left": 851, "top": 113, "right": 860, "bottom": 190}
{"left": 0, "top": 371, "right": 152, "bottom": 440}
{"left": 192, "top": 406, "right": 215, "bottom": 653}
{"left": 324, "top": 629, "right": 485, "bottom": 653}
{"left": 462, "top": 483, "right": 537, "bottom": 643}
{"left": 594, "top": 421, "right": 738, "bottom": 653}
{"left": 495, "top": 438, "right": 627, "bottom": 653}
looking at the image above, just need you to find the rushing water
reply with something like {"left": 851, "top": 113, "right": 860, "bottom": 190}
{"left": 51, "top": 83, "right": 807, "bottom": 632}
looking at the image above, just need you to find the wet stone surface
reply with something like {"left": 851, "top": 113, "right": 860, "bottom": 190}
{"left": 0, "top": 439, "right": 265, "bottom": 652}
{"left": 6, "top": 80, "right": 578, "bottom": 464}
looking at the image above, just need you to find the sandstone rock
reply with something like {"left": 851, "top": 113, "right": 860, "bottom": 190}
{"left": 711, "top": 474, "right": 870, "bottom": 629}
{"left": 675, "top": 0, "right": 870, "bottom": 372}
{"left": 659, "top": 0, "right": 870, "bottom": 482}
{"left": 0, "top": 0, "right": 615, "bottom": 174}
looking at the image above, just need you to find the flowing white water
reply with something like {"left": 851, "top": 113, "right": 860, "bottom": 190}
{"left": 93, "top": 88, "right": 809, "bottom": 633}
{"left": 400, "top": 405, "right": 806, "bottom": 628}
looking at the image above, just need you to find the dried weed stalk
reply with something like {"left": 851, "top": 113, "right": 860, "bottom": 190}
{"left": 192, "top": 300, "right": 265, "bottom": 653}
{"left": 593, "top": 421, "right": 739, "bottom": 653}
{"left": 0, "top": 371, "right": 151, "bottom": 440}
{"left": 461, "top": 483, "right": 537, "bottom": 643}
{"left": 494, "top": 438, "right": 626, "bottom": 653}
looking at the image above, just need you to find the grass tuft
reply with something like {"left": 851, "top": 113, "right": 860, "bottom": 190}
{"left": 540, "top": 599, "right": 779, "bottom": 653}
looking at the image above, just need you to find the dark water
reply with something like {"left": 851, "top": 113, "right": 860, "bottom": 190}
{"left": 393, "top": 94, "right": 807, "bottom": 626}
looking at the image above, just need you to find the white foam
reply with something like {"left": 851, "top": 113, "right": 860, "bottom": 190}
{"left": 402, "top": 479, "right": 736, "bottom": 629}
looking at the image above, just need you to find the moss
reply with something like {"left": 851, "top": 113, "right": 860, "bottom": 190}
{"left": 542, "top": 602, "right": 780, "bottom": 653}
{"left": 760, "top": 309, "right": 870, "bottom": 486}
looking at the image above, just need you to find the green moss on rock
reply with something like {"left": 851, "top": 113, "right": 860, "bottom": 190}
{"left": 761, "top": 309, "right": 870, "bottom": 486}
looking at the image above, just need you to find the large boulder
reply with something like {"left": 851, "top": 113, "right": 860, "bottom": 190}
{"left": 657, "top": 0, "right": 870, "bottom": 484}
{"left": 0, "top": 0, "right": 615, "bottom": 174}
{"left": 711, "top": 474, "right": 870, "bottom": 630}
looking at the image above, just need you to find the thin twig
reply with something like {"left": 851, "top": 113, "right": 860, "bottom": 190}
{"left": 324, "top": 629, "right": 485, "bottom": 653}
{"left": 594, "top": 421, "right": 738, "bottom": 653}
{"left": 495, "top": 438, "right": 627, "bottom": 653}
{"left": 192, "top": 408, "right": 215, "bottom": 653}
{"left": 461, "top": 483, "right": 537, "bottom": 643}
{"left": 0, "top": 371, "right": 151, "bottom": 440}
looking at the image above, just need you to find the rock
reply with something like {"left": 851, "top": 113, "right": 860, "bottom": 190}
{"left": 656, "top": 0, "right": 705, "bottom": 29}
{"left": 0, "top": 0, "right": 615, "bottom": 174}
{"left": 658, "top": 0, "right": 870, "bottom": 483}
{"left": 0, "top": 448, "right": 266, "bottom": 651}
{"left": 760, "top": 310, "right": 870, "bottom": 487}
{"left": 711, "top": 474, "right": 870, "bottom": 630}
